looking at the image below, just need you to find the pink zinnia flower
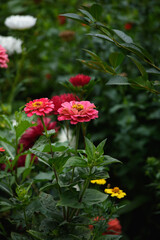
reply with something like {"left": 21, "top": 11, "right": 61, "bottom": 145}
{"left": 19, "top": 117, "right": 59, "bottom": 150}
{"left": 0, "top": 147, "right": 5, "bottom": 152}
{"left": 58, "top": 100, "right": 98, "bottom": 124}
{"left": 24, "top": 98, "right": 54, "bottom": 117}
{"left": 0, "top": 45, "right": 9, "bottom": 68}
{"left": 69, "top": 74, "right": 91, "bottom": 87}
{"left": 51, "top": 93, "right": 80, "bottom": 115}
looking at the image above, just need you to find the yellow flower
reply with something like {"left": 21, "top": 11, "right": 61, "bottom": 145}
{"left": 104, "top": 187, "right": 126, "bottom": 199}
{"left": 90, "top": 179, "right": 106, "bottom": 185}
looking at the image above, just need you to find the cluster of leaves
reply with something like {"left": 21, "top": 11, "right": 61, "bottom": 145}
{"left": 62, "top": 3, "right": 160, "bottom": 95}
{"left": 1, "top": 0, "right": 160, "bottom": 239}
{"left": 0, "top": 111, "right": 122, "bottom": 240}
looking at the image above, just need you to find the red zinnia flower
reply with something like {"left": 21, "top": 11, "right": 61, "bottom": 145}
{"left": 124, "top": 22, "right": 133, "bottom": 30}
{"left": 69, "top": 74, "right": 91, "bottom": 87}
{"left": 89, "top": 217, "right": 122, "bottom": 236}
{"left": 58, "top": 15, "right": 66, "bottom": 25}
{"left": 19, "top": 117, "right": 59, "bottom": 150}
{"left": 51, "top": 93, "right": 80, "bottom": 115}
{"left": 0, "top": 45, "right": 9, "bottom": 68}
{"left": 0, "top": 147, "right": 5, "bottom": 152}
{"left": 45, "top": 73, "right": 52, "bottom": 80}
{"left": 58, "top": 100, "right": 98, "bottom": 124}
{"left": 24, "top": 98, "right": 54, "bottom": 117}
{"left": 102, "top": 218, "right": 122, "bottom": 235}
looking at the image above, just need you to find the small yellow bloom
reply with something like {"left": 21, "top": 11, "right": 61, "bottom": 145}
{"left": 90, "top": 179, "right": 106, "bottom": 185}
{"left": 104, "top": 187, "right": 126, "bottom": 199}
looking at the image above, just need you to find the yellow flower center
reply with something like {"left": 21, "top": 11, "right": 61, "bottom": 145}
{"left": 72, "top": 103, "right": 84, "bottom": 111}
{"left": 112, "top": 187, "right": 120, "bottom": 193}
{"left": 32, "top": 101, "right": 43, "bottom": 108}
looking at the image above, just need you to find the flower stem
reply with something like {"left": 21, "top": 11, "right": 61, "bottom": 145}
{"left": 8, "top": 48, "right": 26, "bottom": 112}
{"left": 23, "top": 207, "right": 28, "bottom": 229}
{"left": 40, "top": 116, "right": 66, "bottom": 219}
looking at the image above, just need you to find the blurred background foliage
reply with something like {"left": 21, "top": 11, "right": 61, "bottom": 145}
{"left": 0, "top": 0, "right": 160, "bottom": 239}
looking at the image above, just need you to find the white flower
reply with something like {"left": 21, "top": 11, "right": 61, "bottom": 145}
{"left": 0, "top": 36, "right": 22, "bottom": 55}
{"left": 4, "top": 15, "right": 37, "bottom": 30}
{"left": 58, "top": 127, "right": 76, "bottom": 148}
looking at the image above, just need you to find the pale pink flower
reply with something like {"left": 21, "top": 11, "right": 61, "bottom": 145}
{"left": 0, "top": 45, "right": 9, "bottom": 68}
{"left": 24, "top": 98, "right": 54, "bottom": 117}
{"left": 58, "top": 100, "right": 98, "bottom": 124}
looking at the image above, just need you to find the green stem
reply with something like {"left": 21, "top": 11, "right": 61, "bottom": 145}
{"left": 81, "top": 122, "right": 86, "bottom": 148}
{"left": 69, "top": 166, "right": 93, "bottom": 220}
{"left": 75, "top": 123, "right": 80, "bottom": 154}
{"left": 40, "top": 116, "right": 66, "bottom": 219}
{"left": 70, "top": 123, "right": 80, "bottom": 183}
{"left": 23, "top": 207, "right": 28, "bottom": 229}
{"left": 8, "top": 49, "right": 26, "bottom": 110}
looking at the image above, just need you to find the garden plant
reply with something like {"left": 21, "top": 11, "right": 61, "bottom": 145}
{"left": 0, "top": 1, "right": 160, "bottom": 240}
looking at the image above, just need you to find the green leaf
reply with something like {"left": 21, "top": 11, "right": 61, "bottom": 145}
{"left": 109, "top": 52, "right": 125, "bottom": 68}
{"left": 15, "top": 120, "right": 35, "bottom": 140}
{"left": 44, "top": 141, "right": 69, "bottom": 152}
{"left": 32, "top": 135, "right": 49, "bottom": 151}
{"left": 64, "top": 156, "right": 87, "bottom": 167}
{"left": 89, "top": 4, "right": 103, "bottom": 21}
{"left": 57, "top": 191, "right": 84, "bottom": 209}
{"left": 34, "top": 171, "right": 54, "bottom": 181}
{"left": 0, "top": 182, "right": 13, "bottom": 196}
{"left": 128, "top": 55, "right": 148, "bottom": 79}
{"left": 119, "top": 43, "right": 145, "bottom": 60}
{"left": 11, "top": 232, "right": 30, "bottom": 240}
{"left": 0, "top": 172, "right": 11, "bottom": 179}
{"left": 85, "top": 137, "right": 96, "bottom": 162}
{"left": 29, "top": 149, "right": 51, "bottom": 168}
{"left": 79, "top": 9, "right": 95, "bottom": 22}
{"left": 146, "top": 68, "right": 160, "bottom": 75}
{"left": 39, "top": 192, "right": 56, "bottom": 211}
{"left": 0, "top": 136, "right": 14, "bottom": 147}
{"left": 134, "top": 43, "right": 153, "bottom": 63}
{"left": 113, "top": 29, "right": 133, "bottom": 43}
{"left": 82, "top": 189, "right": 108, "bottom": 205}
{"left": 0, "top": 142, "right": 15, "bottom": 160}
{"left": 106, "top": 76, "right": 129, "bottom": 85}
{"left": 129, "top": 76, "right": 153, "bottom": 92}
{"left": 103, "top": 155, "right": 121, "bottom": 165}
{"left": 27, "top": 230, "right": 45, "bottom": 240}
{"left": 99, "top": 235, "right": 122, "bottom": 240}
{"left": 0, "top": 115, "right": 14, "bottom": 131}
{"left": 96, "top": 139, "right": 107, "bottom": 155}
{"left": 60, "top": 13, "right": 87, "bottom": 23}
{"left": 49, "top": 155, "right": 69, "bottom": 173}
{"left": 39, "top": 183, "right": 55, "bottom": 192}
{"left": 87, "top": 33, "right": 114, "bottom": 43}
{"left": 83, "top": 49, "right": 101, "bottom": 61}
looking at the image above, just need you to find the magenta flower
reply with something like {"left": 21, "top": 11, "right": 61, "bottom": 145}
{"left": 69, "top": 74, "right": 91, "bottom": 87}
{"left": 58, "top": 100, "right": 98, "bottom": 124}
{"left": 51, "top": 93, "right": 79, "bottom": 115}
{"left": 19, "top": 117, "right": 59, "bottom": 150}
{"left": 24, "top": 98, "right": 54, "bottom": 117}
{"left": 0, "top": 45, "right": 9, "bottom": 68}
